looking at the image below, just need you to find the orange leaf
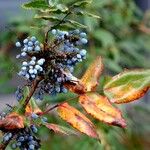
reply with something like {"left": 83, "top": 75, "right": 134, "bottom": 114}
{"left": 0, "top": 112, "right": 24, "bottom": 130}
{"left": 81, "top": 56, "right": 103, "bottom": 92}
{"left": 45, "top": 123, "right": 78, "bottom": 136}
{"left": 57, "top": 102, "right": 99, "bottom": 139}
{"left": 79, "top": 93, "right": 126, "bottom": 128}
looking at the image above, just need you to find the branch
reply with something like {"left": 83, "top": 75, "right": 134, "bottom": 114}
{"left": 23, "top": 76, "right": 43, "bottom": 108}
{"left": 40, "top": 96, "right": 78, "bottom": 115}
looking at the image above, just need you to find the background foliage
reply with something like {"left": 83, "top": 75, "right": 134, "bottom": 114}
{"left": 0, "top": 0, "right": 150, "bottom": 150}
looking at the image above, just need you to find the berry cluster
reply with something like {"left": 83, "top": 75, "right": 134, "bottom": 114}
{"left": 11, "top": 127, "right": 40, "bottom": 150}
{"left": 16, "top": 36, "right": 41, "bottom": 58}
{"left": 3, "top": 132, "right": 12, "bottom": 142}
{"left": 16, "top": 29, "right": 88, "bottom": 98}
{"left": 18, "top": 57, "right": 45, "bottom": 80}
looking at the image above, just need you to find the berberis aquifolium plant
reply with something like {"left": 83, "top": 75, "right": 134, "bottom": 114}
{"left": 0, "top": 1, "right": 150, "bottom": 150}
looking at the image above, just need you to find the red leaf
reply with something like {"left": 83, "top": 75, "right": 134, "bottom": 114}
{"left": 0, "top": 112, "right": 24, "bottom": 130}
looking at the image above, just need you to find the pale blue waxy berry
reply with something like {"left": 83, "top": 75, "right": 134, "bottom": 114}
{"left": 81, "top": 38, "right": 88, "bottom": 44}
{"left": 21, "top": 66, "right": 27, "bottom": 71}
{"left": 37, "top": 58, "right": 45, "bottom": 66}
{"left": 29, "top": 66, "right": 33, "bottom": 69}
{"left": 28, "top": 46, "right": 33, "bottom": 51}
{"left": 29, "top": 60, "right": 36, "bottom": 65}
{"left": 74, "top": 29, "right": 80, "bottom": 34}
{"left": 29, "top": 144, "right": 35, "bottom": 150}
{"left": 8, "top": 133, "right": 12, "bottom": 138}
{"left": 55, "top": 86, "right": 60, "bottom": 92}
{"left": 80, "top": 32, "right": 87, "bottom": 38}
{"left": 32, "top": 56, "right": 36, "bottom": 61}
{"left": 35, "top": 41, "right": 40, "bottom": 45}
{"left": 23, "top": 38, "right": 28, "bottom": 44}
{"left": 16, "top": 54, "right": 21, "bottom": 59}
{"left": 3, "top": 135, "right": 9, "bottom": 142}
{"left": 62, "top": 87, "right": 68, "bottom": 93}
{"left": 35, "top": 65, "right": 41, "bottom": 70}
{"left": 52, "top": 29, "right": 57, "bottom": 35}
{"left": 31, "top": 74, "right": 36, "bottom": 79}
{"left": 35, "top": 46, "right": 41, "bottom": 51}
{"left": 25, "top": 73, "right": 30, "bottom": 79}
{"left": 22, "top": 61, "right": 28, "bottom": 66}
{"left": 41, "top": 117, "right": 48, "bottom": 122}
{"left": 31, "top": 36, "right": 36, "bottom": 42}
{"left": 33, "top": 69, "right": 37, "bottom": 74}
{"left": 22, "top": 47, "right": 27, "bottom": 52}
{"left": 39, "top": 66, "right": 43, "bottom": 72}
{"left": 21, "top": 52, "right": 27, "bottom": 57}
{"left": 31, "top": 113, "right": 39, "bottom": 119}
{"left": 77, "top": 54, "right": 81, "bottom": 59}
{"left": 80, "top": 49, "right": 87, "bottom": 56}
{"left": 28, "top": 41, "right": 33, "bottom": 46}
{"left": 29, "top": 69, "right": 34, "bottom": 74}
{"left": 11, "top": 143, "right": 17, "bottom": 149}
{"left": 16, "top": 42, "right": 21, "bottom": 47}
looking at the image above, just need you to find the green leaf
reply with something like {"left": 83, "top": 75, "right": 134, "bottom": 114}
{"left": 34, "top": 14, "right": 61, "bottom": 22}
{"left": 93, "top": 29, "right": 115, "bottom": 47}
{"left": 66, "top": 19, "right": 87, "bottom": 28}
{"left": 22, "top": 0, "right": 50, "bottom": 10}
{"left": 104, "top": 69, "right": 150, "bottom": 104}
{"left": 75, "top": 10, "right": 100, "bottom": 19}
{"left": 73, "top": 0, "right": 93, "bottom": 7}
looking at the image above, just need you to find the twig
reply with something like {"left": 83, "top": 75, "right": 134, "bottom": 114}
{"left": 23, "top": 76, "right": 43, "bottom": 108}
{"left": 40, "top": 96, "right": 79, "bottom": 115}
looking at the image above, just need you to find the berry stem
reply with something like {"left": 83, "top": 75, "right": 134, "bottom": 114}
{"left": 23, "top": 76, "right": 43, "bottom": 108}
{"left": 39, "top": 96, "right": 79, "bottom": 115}
{"left": 44, "top": 9, "right": 72, "bottom": 45}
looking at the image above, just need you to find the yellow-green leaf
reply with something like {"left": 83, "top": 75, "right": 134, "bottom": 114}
{"left": 104, "top": 69, "right": 150, "bottom": 104}
{"left": 22, "top": 0, "right": 49, "bottom": 10}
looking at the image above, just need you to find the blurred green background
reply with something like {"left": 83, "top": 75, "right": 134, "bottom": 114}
{"left": 0, "top": 0, "right": 150, "bottom": 150}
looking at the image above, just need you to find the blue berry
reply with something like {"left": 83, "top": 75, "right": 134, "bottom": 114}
{"left": 28, "top": 41, "right": 33, "bottom": 46}
{"left": 16, "top": 42, "right": 21, "bottom": 47}
{"left": 29, "top": 144, "right": 35, "bottom": 150}
{"left": 81, "top": 38, "right": 88, "bottom": 44}
{"left": 80, "top": 49, "right": 87, "bottom": 56}
{"left": 21, "top": 52, "right": 27, "bottom": 57}
{"left": 31, "top": 113, "right": 39, "bottom": 119}
{"left": 80, "top": 32, "right": 87, "bottom": 37}
{"left": 52, "top": 29, "right": 57, "bottom": 35}
{"left": 31, "top": 36, "right": 36, "bottom": 42}
{"left": 34, "top": 46, "right": 41, "bottom": 51}
{"left": 23, "top": 38, "right": 28, "bottom": 44}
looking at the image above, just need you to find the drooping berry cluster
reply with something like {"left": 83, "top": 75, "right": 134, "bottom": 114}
{"left": 16, "top": 29, "right": 88, "bottom": 98}
{"left": 11, "top": 127, "right": 41, "bottom": 150}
